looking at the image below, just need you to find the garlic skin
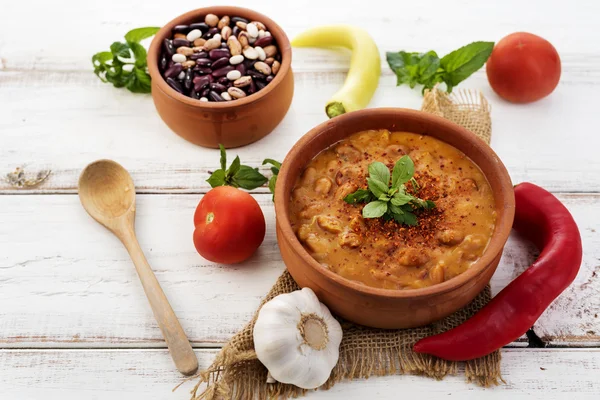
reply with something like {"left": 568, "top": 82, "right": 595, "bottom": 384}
{"left": 253, "top": 287, "right": 343, "bottom": 389}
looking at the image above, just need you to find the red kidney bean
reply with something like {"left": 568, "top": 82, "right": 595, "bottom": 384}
{"left": 211, "top": 57, "right": 230, "bottom": 70}
{"left": 201, "top": 88, "right": 210, "bottom": 97}
{"left": 184, "top": 69, "right": 194, "bottom": 90}
{"left": 254, "top": 36, "right": 273, "bottom": 48}
{"left": 266, "top": 75, "right": 274, "bottom": 83}
{"left": 194, "top": 66, "right": 213, "bottom": 75}
{"left": 248, "top": 78, "right": 257, "bottom": 95}
{"left": 190, "top": 89, "right": 201, "bottom": 99}
{"left": 243, "top": 59, "right": 256, "bottom": 69}
{"left": 167, "top": 77, "right": 184, "bottom": 93}
{"left": 209, "top": 49, "right": 231, "bottom": 60}
{"left": 235, "top": 63, "right": 246, "bottom": 76}
{"left": 173, "top": 38, "right": 191, "bottom": 48}
{"left": 256, "top": 80, "right": 267, "bottom": 90}
{"left": 247, "top": 70, "right": 267, "bottom": 81}
{"left": 195, "top": 58, "right": 212, "bottom": 67}
{"left": 193, "top": 75, "right": 212, "bottom": 91}
{"left": 159, "top": 55, "right": 168, "bottom": 71}
{"left": 189, "top": 22, "right": 208, "bottom": 32}
{"left": 217, "top": 76, "right": 230, "bottom": 85}
{"left": 209, "top": 91, "right": 225, "bottom": 101}
{"left": 164, "top": 63, "right": 183, "bottom": 79}
{"left": 231, "top": 16, "right": 248, "bottom": 24}
{"left": 209, "top": 82, "right": 227, "bottom": 92}
{"left": 211, "top": 65, "right": 235, "bottom": 78}
{"left": 208, "top": 27, "right": 219, "bottom": 35}
{"left": 163, "top": 39, "right": 175, "bottom": 57}
{"left": 173, "top": 25, "right": 190, "bottom": 34}
{"left": 202, "top": 32, "right": 213, "bottom": 40}
{"left": 220, "top": 43, "right": 228, "bottom": 49}
{"left": 190, "top": 52, "right": 209, "bottom": 60}
{"left": 275, "top": 53, "right": 281, "bottom": 61}
{"left": 232, "top": 26, "right": 241, "bottom": 37}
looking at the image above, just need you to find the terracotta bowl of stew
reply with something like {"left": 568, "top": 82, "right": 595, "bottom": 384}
{"left": 274, "top": 108, "right": 515, "bottom": 329}
{"left": 147, "top": 6, "right": 294, "bottom": 148}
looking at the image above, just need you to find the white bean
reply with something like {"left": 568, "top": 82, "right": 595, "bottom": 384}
{"left": 212, "top": 33, "right": 222, "bottom": 42}
{"left": 229, "top": 55, "right": 244, "bottom": 65}
{"left": 221, "top": 92, "right": 232, "bottom": 101}
{"left": 177, "top": 71, "right": 185, "bottom": 80}
{"left": 227, "top": 70, "right": 242, "bottom": 80}
{"left": 246, "top": 23, "right": 259, "bottom": 38}
{"left": 255, "top": 46, "right": 266, "bottom": 61}
{"left": 200, "top": 97, "right": 209, "bottom": 102}
{"left": 172, "top": 54, "right": 186, "bottom": 63}
{"left": 265, "top": 31, "right": 271, "bottom": 37}
{"left": 258, "top": 30, "right": 265, "bottom": 39}
{"left": 186, "top": 29, "right": 202, "bottom": 42}
{"left": 243, "top": 46, "right": 258, "bottom": 60}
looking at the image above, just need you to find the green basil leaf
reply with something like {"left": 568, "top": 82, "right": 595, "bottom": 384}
{"left": 440, "top": 41, "right": 494, "bottom": 89}
{"left": 124, "top": 27, "right": 160, "bottom": 43}
{"left": 344, "top": 189, "right": 373, "bottom": 204}
{"left": 367, "top": 177, "right": 389, "bottom": 199}
{"left": 392, "top": 155, "right": 414, "bottom": 187}
{"left": 219, "top": 144, "right": 227, "bottom": 171}
{"left": 262, "top": 159, "right": 282, "bottom": 169}
{"left": 362, "top": 200, "right": 388, "bottom": 219}
{"left": 418, "top": 51, "right": 441, "bottom": 82}
{"left": 268, "top": 176, "right": 277, "bottom": 200}
{"left": 228, "top": 156, "right": 241, "bottom": 177}
{"left": 394, "top": 210, "right": 418, "bottom": 226}
{"left": 206, "top": 169, "right": 226, "bottom": 188}
{"left": 123, "top": 67, "right": 151, "bottom": 93}
{"left": 231, "top": 165, "right": 268, "bottom": 190}
{"left": 391, "top": 192, "right": 413, "bottom": 206}
{"left": 128, "top": 42, "right": 148, "bottom": 68}
{"left": 386, "top": 51, "right": 420, "bottom": 88}
{"left": 368, "top": 162, "right": 390, "bottom": 186}
{"left": 110, "top": 42, "right": 131, "bottom": 59}
{"left": 92, "top": 51, "right": 113, "bottom": 67}
{"left": 388, "top": 202, "right": 402, "bottom": 215}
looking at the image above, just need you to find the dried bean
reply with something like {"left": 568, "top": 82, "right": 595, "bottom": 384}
{"left": 221, "top": 26, "right": 232, "bottom": 41}
{"left": 163, "top": 39, "right": 175, "bottom": 57}
{"left": 229, "top": 54, "right": 244, "bottom": 65}
{"left": 256, "top": 80, "right": 267, "bottom": 90}
{"left": 235, "top": 21, "right": 247, "bottom": 30}
{"left": 266, "top": 75, "right": 274, "bottom": 82}
{"left": 227, "top": 37, "right": 242, "bottom": 56}
{"left": 184, "top": 69, "right": 194, "bottom": 90}
{"left": 190, "top": 52, "right": 209, "bottom": 60}
{"left": 201, "top": 88, "right": 211, "bottom": 97}
{"left": 193, "top": 75, "right": 212, "bottom": 91}
{"left": 193, "top": 38, "right": 206, "bottom": 48}
{"left": 231, "top": 16, "right": 249, "bottom": 24}
{"left": 194, "top": 66, "right": 212, "bottom": 75}
{"left": 272, "top": 60, "right": 281, "bottom": 75}
{"left": 159, "top": 54, "right": 168, "bottom": 71}
{"left": 166, "top": 77, "right": 184, "bottom": 93}
{"left": 200, "top": 97, "right": 209, "bottom": 102}
{"left": 254, "top": 61, "right": 271, "bottom": 75}
{"left": 243, "top": 58, "right": 256, "bottom": 68}
{"left": 246, "top": 23, "right": 259, "bottom": 38}
{"left": 263, "top": 45, "right": 277, "bottom": 58}
{"left": 187, "top": 29, "right": 203, "bottom": 42}
{"left": 212, "top": 65, "right": 235, "bottom": 78}
{"left": 208, "top": 27, "right": 219, "bottom": 35}
{"left": 190, "top": 89, "right": 201, "bottom": 99}
{"left": 254, "top": 36, "right": 273, "bottom": 48}
{"left": 247, "top": 78, "right": 257, "bottom": 94}
{"left": 190, "top": 22, "right": 208, "bottom": 32}
{"left": 195, "top": 58, "right": 212, "bottom": 67}
{"left": 264, "top": 57, "right": 274, "bottom": 65}
{"left": 238, "top": 32, "right": 250, "bottom": 48}
{"left": 209, "top": 82, "right": 227, "bottom": 92}
{"left": 173, "top": 38, "right": 191, "bottom": 48}
{"left": 255, "top": 46, "right": 266, "bottom": 61}
{"left": 202, "top": 31, "right": 213, "bottom": 40}
{"left": 228, "top": 87, "right": 246, "bottom": 99}
{"left": 174, "top": 33, "right": 187, "bottom": 40}
{"left": 205, "top": 14, "right": 219, "bottom": 27}
{"left": 176, "top": 46, "right": 194, "bottom": 56}
{"left": 233, "top": 76, "right": 252, "bottom": 88}
{"left": 211, "top": 57, "right": 230, "bottom": 70}
{"left": 217, "top": 76, "right": 230, "bottom": 85}
{"left": 227, "top": 70, "right": 242, "bottom": 80}
{"left": 203, "top": 37, "right": 221, "bottom": 51}
{"left": 247, "top": 70, "right": 267, "bottom": 81}
{"left": 181, "top": 60, "right": 196, "bottom": 69}
{"left": 221, "top": 91, "right": 232, "bottom": 101}
{"left": 172, "top": 53, "right": 186, "bottom": 63}
{"left": 209, "top": 48, "right": 231, "bottom": 60}
{"left": 258, "top": 30, "right": 265, "bottom": 39}
{"left": 251, "top": 21, "right": 266, "bottom": 31}
{"left": 235, "top": 63, "right": 246, "bottom": 75}
{"left": 243, "top": 46, "right": 258, "bottom": 60}
{"left": 232, "top": 26, "right": 241, "bottom": 37}
{"left": 177, "top": 71, "right": 185, "bottom": 80}
{"left": 218, "top": 16, "right": 230, "bottom": 29}
{"left": 173, "top": 25, "right": 190, "bottom": 34}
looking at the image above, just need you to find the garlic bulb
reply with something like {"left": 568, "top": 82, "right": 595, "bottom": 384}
{"left": 253, "top": 287, "right": 343, "bottom": 389}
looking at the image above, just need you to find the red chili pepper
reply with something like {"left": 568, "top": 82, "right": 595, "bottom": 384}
{"left": 413, "top": 182, "right": 582, "bottom": 361}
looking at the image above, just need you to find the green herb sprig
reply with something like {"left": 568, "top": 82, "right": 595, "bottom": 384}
{"left": 262, "top": 159, "right": 281, "bottom": 200}
{"left": 92, "top": 27, "right": 160, "bottom": 94}
{"left": 207, "top": 145, "right": 269, "bottom": 190}
{"left": 386, "top": 41, "right": 494, "bottom": 94}
{"left": 344, "top": 155, "right": 435, "bottom": 226}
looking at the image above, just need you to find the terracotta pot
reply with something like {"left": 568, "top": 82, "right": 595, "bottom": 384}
{"left": 148, "top": 7, "right": 294, "bottom": 148}
{"left": 274, "top": 108, "right": 515, "bottom": 329}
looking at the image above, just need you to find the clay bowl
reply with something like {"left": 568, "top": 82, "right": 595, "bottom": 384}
{"left": 148, "top": 7, "right": 294, "bottom": 148}
{"left": 274, "top": 108, "right": 515, "bottom": 329}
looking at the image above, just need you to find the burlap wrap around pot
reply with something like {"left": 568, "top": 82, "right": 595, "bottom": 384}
{"left": 184, "top": 88, "right": 501, "bottom": 400}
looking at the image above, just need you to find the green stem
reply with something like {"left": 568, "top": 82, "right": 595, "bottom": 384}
{"left": 326, "top": 102, "right": 346, "bottom": 119}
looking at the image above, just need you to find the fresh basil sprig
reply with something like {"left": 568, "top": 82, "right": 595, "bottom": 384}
{"left": 344, "top": 156, "right": 435, "bottom": 226}
{"left": 92, "top": 27, "right": 160, "bottom": 94}
{"left": 263, "top": 159, "right": 281, "bottom": 200}
{"left": 386, "top": 41, "right": 494, "bottom": 94}
{"left": 207, "top": 145, "right": 269, "bottom": 190}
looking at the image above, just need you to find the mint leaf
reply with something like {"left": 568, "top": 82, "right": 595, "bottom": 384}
{"left": 344, "top": 189, "right": 373, "bottom": 204}
{"left": 219, "top": 144, "right": 227, "bottom": 171}
{"left": 231, "top": 166, "right": 268, "bottom": 190}
{"left": 110, "top": 42, "right": 131, "bottom": 59}
{"left": 206, "top": 169, "right": 226, "bottom": 188}
{"left": 362, "top": 200, "right": 388, "bottom": 218}
{"left": 440, "top": 41, "right": 494, "bottom": 90}
{"left": 128, "top": 42, "right": 148, "bottom": 68}
{"left": 392, "top": 155, "right": 414, "bottom": 187}
{"left": 367, "top": 177, "right": 389, "bottom": 198}
{"left": 228, "top": 156, "right": 241, "bottom": 177}
{"left": 393, "top": 210, "right": 418, "bottom": 226}
{"left": 391, "top": 192, "right": 413, "bottom": 206}
{"left": 368, "top": 162, "right": 390, "bottom": 186}
{"left": 124, "top": 27, "right": 160, "bottom": 43}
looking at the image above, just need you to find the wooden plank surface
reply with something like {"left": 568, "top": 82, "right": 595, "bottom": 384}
{"left": 1, "top": 348, "right": 599, "bottom": 400}
{"left": 1, "top": 193, "right": 597, "bottom": 348}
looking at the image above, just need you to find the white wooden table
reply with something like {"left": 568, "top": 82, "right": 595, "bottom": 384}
{"left": 1, "top": 0, "right": 599, "bottom": 398}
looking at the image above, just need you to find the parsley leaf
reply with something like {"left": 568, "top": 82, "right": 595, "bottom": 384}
{"left": 386, "top": 41, "right": 494, "bottom": 94}
{"left": 343, "top": 156, "right": 435, "bottom": 226}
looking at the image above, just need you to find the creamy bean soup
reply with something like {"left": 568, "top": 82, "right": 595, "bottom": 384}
{"left": 289, "top": 130, "right": 496, "bottom": 290}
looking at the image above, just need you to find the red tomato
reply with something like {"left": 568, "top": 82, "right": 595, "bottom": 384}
{"left": 486, "top": 32, "right": 561, "bottom": 103}
{"left": 193, "top": 186, "right": 265, "bottom": 264}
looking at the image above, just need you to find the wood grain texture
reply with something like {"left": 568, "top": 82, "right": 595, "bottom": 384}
{"left": 1, "top": 193, "right": 597, "bottom": 348}
{"left": 1, "top": 348, "right": 599, "bottom": 400}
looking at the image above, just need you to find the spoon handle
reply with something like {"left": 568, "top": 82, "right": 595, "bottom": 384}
{"left": 121, "top": 231, "right": 198, "bottom": 376}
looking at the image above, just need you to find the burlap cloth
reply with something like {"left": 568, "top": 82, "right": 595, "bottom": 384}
{"left": 184, "top": 87, "right": 499, "bottom": 400}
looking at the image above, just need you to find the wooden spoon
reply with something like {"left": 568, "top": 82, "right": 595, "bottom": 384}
{"left": 78, "top": 159, "right": 198, "bottom": 376}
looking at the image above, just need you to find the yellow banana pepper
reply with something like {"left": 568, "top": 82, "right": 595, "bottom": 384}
{"left": 292, "top": 25, "right": 381, "bottom": 118}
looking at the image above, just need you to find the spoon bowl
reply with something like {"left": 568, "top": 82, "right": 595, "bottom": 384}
{"left": 78, "top": 159, "right": 198, "bottom": 376}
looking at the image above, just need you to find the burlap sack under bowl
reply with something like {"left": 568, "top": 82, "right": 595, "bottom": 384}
{"left": 274, "top": 108, "right": 515, "bottom": 329}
